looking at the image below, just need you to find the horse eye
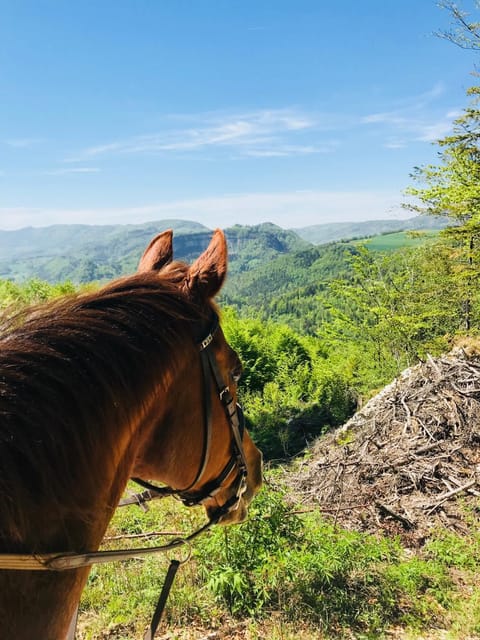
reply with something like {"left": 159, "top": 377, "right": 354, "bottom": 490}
{"left": 231, "top": 367, "right": 242, "bottom": 383}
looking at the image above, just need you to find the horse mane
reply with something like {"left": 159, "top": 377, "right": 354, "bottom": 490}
{"left": 0, "top": 264, "right": 210, "bottom": 546}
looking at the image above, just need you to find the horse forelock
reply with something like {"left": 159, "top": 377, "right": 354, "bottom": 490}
{"left": 0, "top": 268, "right": 210, "bottom": 546}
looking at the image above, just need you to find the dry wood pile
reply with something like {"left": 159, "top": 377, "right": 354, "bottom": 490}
{"left": 290, "top": 346, "right": 480, "bottom": 545}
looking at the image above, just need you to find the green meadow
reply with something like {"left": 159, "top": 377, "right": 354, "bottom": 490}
{"left": 358, "top": 230, "right": 439, "bottom": 252}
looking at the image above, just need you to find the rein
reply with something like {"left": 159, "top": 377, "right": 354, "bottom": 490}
{"left": 0, "top": 312, "right": 249, "bottom": 639}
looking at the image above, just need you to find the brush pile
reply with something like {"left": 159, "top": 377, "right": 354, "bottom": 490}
{"left": 291, "top": 346, "right": 480, "bottom": 545}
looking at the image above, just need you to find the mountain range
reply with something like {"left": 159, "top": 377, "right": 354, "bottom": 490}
{"left": 0, "top": 216, "right": 447, "bottom": 284}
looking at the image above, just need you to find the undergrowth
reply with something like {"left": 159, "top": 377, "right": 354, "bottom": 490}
{"left": 77, "top": 477, "right": 480, "bottom": 639}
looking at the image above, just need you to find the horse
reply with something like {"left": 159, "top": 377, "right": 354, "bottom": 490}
{"left": 0, "top": 229, "right": 263, "bottom": 640}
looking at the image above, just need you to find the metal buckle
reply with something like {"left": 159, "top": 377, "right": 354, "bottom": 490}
{"left": 200, "top": 333, "right": 214, "bottom": 351}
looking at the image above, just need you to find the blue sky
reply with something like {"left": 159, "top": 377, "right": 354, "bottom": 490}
{"left": 1, "top": 0, "right": 478, "bottom": 230}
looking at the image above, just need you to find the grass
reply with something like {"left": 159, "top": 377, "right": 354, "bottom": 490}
{"left": 355, "top": 231, "right": 439, "bottom": 252}
{"left": 76, "top": 479, "right": 480, "bottom": 640}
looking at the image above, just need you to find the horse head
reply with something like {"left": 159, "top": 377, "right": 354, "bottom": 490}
{"left": 132, "top": 229, "right": 263, "bottom": 524}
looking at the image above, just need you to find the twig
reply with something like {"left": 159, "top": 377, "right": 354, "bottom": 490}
{"left": 318, "top": 504, "right": 370, "bottom": 513}
{"left": 448, "top": 474, "right": 480, "bottom": 496}
{"left": 451, "top": 382, "right": 480, "bottom": 396}
{"left": 427, "top": 353, "right": 444, "bottom": 379}
{"left": 375, "top": 502, "right": 415, "bottom": 530}
{"left": 414, "top": 441, "right": 443, "bottom": 455}
{"left": 401, "top": 396, "right": 413, "bottom": 433}
{"left": 425, "top": 479, "right": 477, "bottom": 515}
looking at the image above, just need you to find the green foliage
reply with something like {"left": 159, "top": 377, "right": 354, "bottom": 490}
{"left": 425, "top": 516, "right": 480, "bottom": 570}
{"left": 71, "top": 480, "right": 480, "bottom": 638}
{"left": 71, "top": 476, "right": 480, "bottom": 639}
{"left": 222, "top": 308, "right": 356, "bottom": 459}
{"left": 198, "top": 486, "right": 303, "bottom": 615}
{"left": 0, "top": 278, "right": 78, "bottom": 309}
{"left": 195, "top": 483, "right": 478, "bottom": 637}
{"left": 321, "top": 241, "right": 469, "bottom": 392}
{"left": 221, "top": 243, "right": 357, "bottom": 334}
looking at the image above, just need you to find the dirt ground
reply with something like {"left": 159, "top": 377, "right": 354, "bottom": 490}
{"left": 92, "top": 620, "right": 478, "bottom": 640}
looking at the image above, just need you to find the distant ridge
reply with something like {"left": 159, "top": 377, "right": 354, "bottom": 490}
{"left": 0, "top": 219, "right": 210, "bottom": 261}
{"left": 293, "top": 216, "right": 449, "bottom": 245}
{"left": 0, "top": 219, "right": 307, "bottom": 283}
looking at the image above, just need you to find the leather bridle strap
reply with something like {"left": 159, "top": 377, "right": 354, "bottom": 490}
{"left": 202, "top": 344, "right": 247, "bottom": 469}
{"left": 129, "top": 311, "right": 248, "bottom": 514}
{"left": 0, "top": 508, "right": 228, "bottom": 571}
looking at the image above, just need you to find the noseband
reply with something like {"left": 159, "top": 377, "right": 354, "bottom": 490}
{"left": 129, "top": 311, "right": 249, "bottom": 523}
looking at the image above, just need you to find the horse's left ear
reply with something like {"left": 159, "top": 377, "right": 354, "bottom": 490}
{"left": 137, "top": 230, "right": 174, "bottom": 272}
{"left": 187, "top": 229, "right": 227, "bottom": 299}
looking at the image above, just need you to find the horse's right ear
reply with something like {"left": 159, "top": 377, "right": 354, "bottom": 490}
{"left": 137, "top": 230, "right": 174, "bottom": 273}
{"left": 186, "top": 229, "right": 227, "bottom": 299}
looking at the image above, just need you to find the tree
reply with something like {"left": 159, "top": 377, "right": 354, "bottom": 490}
{"left": 436, "top": 0, "right": 480, "bottom": 52}
{"left": 406, "top": 86, "right": 480, "bottom": 330}
{"left": 323, "top": 244, "right": 461, "bottom": 390}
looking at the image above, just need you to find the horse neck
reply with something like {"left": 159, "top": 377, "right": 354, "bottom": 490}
{"left": 0, "top": 371, "right": 176, "bottom": 640}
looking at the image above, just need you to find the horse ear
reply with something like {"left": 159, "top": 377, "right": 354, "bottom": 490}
{"left": 187, "top": 229, "right": 227, "bottom": 299}
{"left": 137, "top": 230, "right": 174, "bottom": 273}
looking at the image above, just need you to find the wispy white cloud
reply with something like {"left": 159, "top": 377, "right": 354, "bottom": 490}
{"left": 362, "top": 83, "right": 459, "bottom": 145}
{"left": 244, "top": 143, "right": 337, "bottom": 157}
{"left": 362, "top": 109, "right": 456, "bottom": 143}
{"left": 446, "top": 109, "right": 462, "bottom": 119}
{"left": 416, "top": 121, "right": 455, "bottom": 142}
{"left": 64, "top": 85, "right": 458, "bottom": 167}
{"left": 69, "top": 109, "right": 324, "bottom": 161}
{"left": 384, "top": 139, "right": 407, "bottom": 149}
{"left": 0, "top": 189, "right": 409, "bottom": 231}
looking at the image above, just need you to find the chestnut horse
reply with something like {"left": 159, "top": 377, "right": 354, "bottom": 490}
{"left": 0, "top": 229, "right": 262, "bottom": 639}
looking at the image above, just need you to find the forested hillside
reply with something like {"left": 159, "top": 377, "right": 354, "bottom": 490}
{"left": 222, "top": 242, "right": 357, "bottom": 333}
{"left": 1, "top": 216, "right": 435, "bottom": 283}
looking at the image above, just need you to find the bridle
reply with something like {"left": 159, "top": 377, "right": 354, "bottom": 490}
{"left": 0, "top": 312, "right": 250, "bottom": 638}
{"left": 127, "top": 310, "right": 249, "bottom": 520}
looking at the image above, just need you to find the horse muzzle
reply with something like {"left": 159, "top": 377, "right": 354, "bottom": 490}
{"left": 207, "top": 439, "right": 263, "bottom": 525}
